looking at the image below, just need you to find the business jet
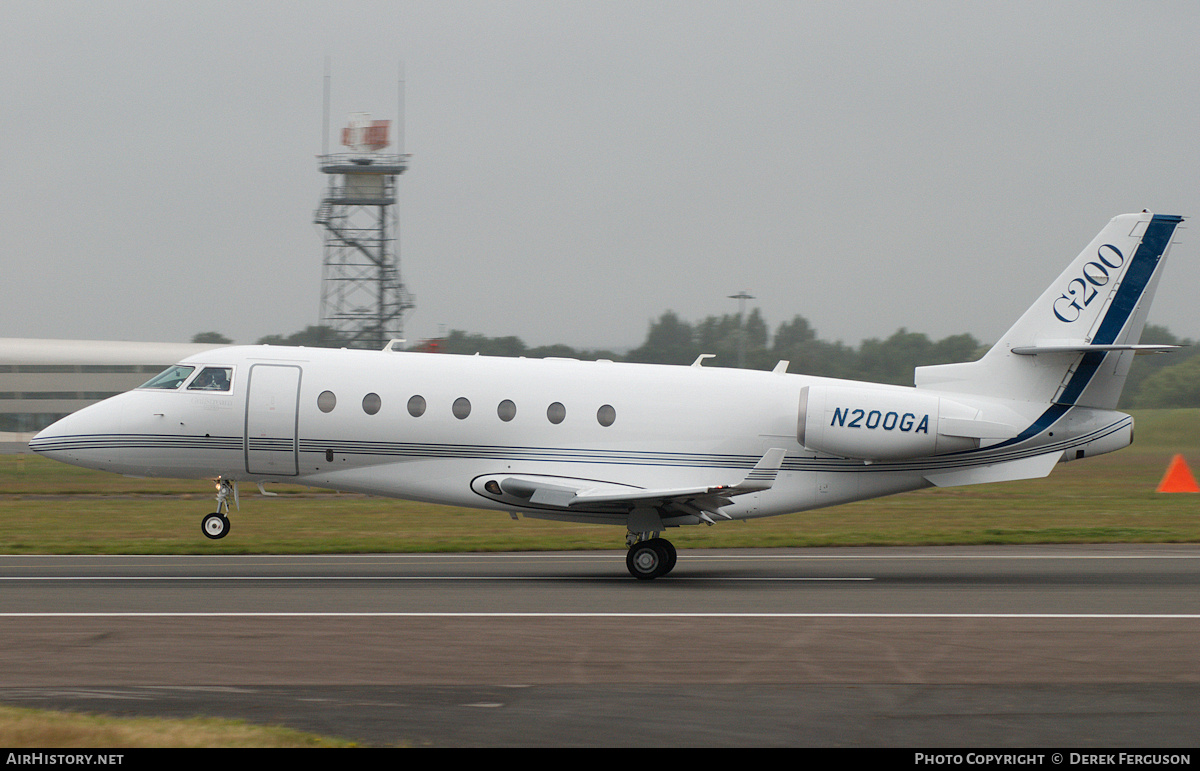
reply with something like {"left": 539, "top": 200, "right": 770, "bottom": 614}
{"left": 31, "top": 212, "right": 1184, "bottom": 579}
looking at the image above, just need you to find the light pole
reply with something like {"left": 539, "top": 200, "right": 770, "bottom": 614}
{"left": 728, "top": 290, "right": 755, "bottom": 368}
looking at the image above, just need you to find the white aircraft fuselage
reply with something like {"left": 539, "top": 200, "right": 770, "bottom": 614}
{"left": 30, "top": 212, "right": 1185, "bottom": 578}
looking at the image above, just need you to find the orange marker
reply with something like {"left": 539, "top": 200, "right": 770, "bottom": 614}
{"left": 1156, "top": 454, "right": 1200, "bottom": 493}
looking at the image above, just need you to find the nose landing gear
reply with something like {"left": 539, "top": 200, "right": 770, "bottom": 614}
{"left": 201, "top": 478, "right": 236, "bottom": 540}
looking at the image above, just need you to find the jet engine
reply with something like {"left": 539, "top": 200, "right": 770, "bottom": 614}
{"left": 797, "top": 385, "right": 1016, "bottom": 461}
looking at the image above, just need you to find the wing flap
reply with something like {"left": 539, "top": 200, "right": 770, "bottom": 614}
{"left": 479, "top": 448, "right": 788, "bottom": 512}
{"left": 570, "top": 447, "right": 787, "bottom": 505}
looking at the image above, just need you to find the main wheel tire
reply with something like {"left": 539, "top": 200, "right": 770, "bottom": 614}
{"left": 658, "top": 538, "right": 678, "bottom": 574}
{"left": 626, "top": 538, "right": 674, "bottom": 580}
{"left": 202, "top": 512, "right": 230, "bottom": 540}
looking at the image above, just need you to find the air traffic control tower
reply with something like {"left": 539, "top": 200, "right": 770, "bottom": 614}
{"left": 314, "top": 114, "right": 415, "bottom": 349}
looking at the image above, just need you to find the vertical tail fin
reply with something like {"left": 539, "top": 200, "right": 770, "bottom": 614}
{"left": 916, "top": 212, "right": 1184, "bottom": 408}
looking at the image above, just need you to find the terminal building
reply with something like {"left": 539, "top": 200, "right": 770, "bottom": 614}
{"left": 0, "top": 338, "right": 222, "bottom": 441}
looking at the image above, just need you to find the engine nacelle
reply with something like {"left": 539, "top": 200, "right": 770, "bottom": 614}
{"left": 798, "top": 385, "right": 985, "bottom": 461}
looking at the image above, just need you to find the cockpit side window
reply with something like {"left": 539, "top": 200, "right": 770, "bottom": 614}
{"left": 139, "top": 365, "right": 195, "bottom": 390}
{"left": 187, "top": 367, "right": 233, "bottom": 392}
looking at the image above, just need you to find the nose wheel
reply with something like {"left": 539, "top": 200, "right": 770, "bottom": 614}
{"left": 625, "top": 535, "right": 677, "bottom": 580}
{"left": 202, "top": 512, "right": 231, "bottom": 540}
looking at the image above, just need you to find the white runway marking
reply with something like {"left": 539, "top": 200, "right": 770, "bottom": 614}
{"left": 7, "top": 551, "right": 1200, "bottom": 556}
{"left": 3, "top": 612, "right": 1200, "bottom": 619}
{"left": 0, "top": 575, "right": 872, "bottom": 581}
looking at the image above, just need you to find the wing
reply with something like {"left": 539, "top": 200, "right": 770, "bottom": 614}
{"left": 474, "top": 448, "right": 787, "bottom": 523}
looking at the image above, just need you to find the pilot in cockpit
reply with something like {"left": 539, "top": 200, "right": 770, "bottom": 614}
{"left": 190, "top": 367, "right": 231, "bottom": 392}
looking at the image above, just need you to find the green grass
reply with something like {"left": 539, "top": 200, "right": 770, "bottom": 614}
{"left": 3, "top": 409, "right": 1199, "bottom": 553}
{"left": 0, "top": 705, "right": 356, "bottom": 748}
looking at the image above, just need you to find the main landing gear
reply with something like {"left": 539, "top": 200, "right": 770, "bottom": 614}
{"left": 625, "top": 533, "right": 677, "bottom": 580}
{"left": 201, "top": 478, "right": 236, "bottom": 540}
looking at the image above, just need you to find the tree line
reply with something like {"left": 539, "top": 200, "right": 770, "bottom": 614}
{"left": 191, "top": 311, "right": 1200, "bottom": 409}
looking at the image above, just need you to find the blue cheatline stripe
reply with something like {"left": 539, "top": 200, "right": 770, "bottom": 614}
{"left": 28, "top": 412, "right": 1132, "bottom": 477}
{"left": 28, "top": 434, "right": 244, "bottom": 452}
{"left": 1091, "top": 214, "right": 1182, "bottom": 346}
{"left": 1055, "top": 351, "right": 1107, "bottom": 407}
{"left": 981, "top": 404, "right": 1071, "bottom": 452}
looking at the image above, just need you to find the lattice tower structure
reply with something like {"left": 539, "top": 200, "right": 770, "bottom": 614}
{"left": 314, "top": 150, "right": 414, "bottom": 350}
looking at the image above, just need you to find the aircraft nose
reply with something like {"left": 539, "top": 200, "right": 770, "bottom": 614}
{"left": 29, "top": 418, "right": 69, "bottom": 456}
{"left": 29, "top": 413, "right": 91, "bottom": 459}
{"left": 28, "top": 398, "right": 124, "bottom": 469}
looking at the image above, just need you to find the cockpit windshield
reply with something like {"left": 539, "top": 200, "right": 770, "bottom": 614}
{"left": 139, "top": 365, "right": 195, "bottom": 390}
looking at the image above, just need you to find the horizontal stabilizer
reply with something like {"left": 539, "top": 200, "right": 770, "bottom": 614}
{"left": 923, "top": 452, "right": 1061, "bottom": 488}
{"left": 1011, "top": 344, "right": 1179, "bottom": 355}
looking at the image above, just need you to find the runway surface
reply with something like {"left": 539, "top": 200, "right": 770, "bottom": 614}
{"left": 1, "top": 545, "right": 1198, "bottom": 746}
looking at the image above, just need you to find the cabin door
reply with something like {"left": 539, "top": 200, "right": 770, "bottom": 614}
{"left": 244, "top": 364, "right": 301, "bottom": 476}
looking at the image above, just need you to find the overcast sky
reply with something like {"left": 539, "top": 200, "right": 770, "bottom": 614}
{"left": 3, "top": 1, "right": 1199, "bottom": 354}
